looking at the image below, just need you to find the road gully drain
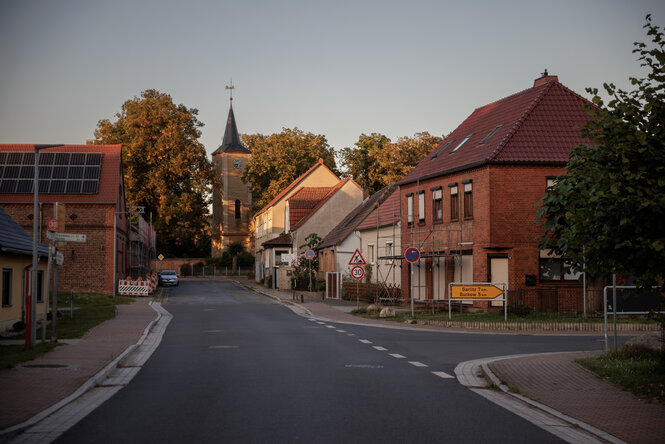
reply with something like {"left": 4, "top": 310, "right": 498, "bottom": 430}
{"left": 20, "top": 364, "right": 74, "bottom": 369}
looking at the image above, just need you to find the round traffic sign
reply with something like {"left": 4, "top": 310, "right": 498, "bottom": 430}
{"left": 351, "top": 266, "right": 365, "bottom": 280}
{"left": 404, "top": 247, "right": 420, "bottom": 263}
{"left": 305, "top": 249, "right": 315, "bottom": 259}
{"left": 47, "top": 218, "right": 59, "bottom": 232}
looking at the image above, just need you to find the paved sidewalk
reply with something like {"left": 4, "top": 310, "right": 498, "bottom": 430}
{"left": 488, "top": 353, "right": 665, "bottom": 444}
{"left": 0, "top": 298, "right": 156, "bottom": 433}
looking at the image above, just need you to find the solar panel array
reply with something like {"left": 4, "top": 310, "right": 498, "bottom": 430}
{"left": 0, "top": 152, "right": 102, "bottom": 195}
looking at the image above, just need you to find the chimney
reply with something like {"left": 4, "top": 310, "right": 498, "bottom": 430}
{"left": 534, "top": 69, "right": 558, "bottom": 87}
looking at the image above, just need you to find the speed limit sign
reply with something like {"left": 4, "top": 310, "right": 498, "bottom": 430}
{"left": 351, "top": 266, "right": 364, "bottom": 280}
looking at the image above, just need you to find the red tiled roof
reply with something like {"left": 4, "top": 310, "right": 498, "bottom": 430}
{"left": 262, "top": 232, "right": 292, "bottom": 247}
{"left": 400, "top": 77, "right": 593, "bottom": 184}
{"left": 289, "top": 178, "right": 360, "bottom": 230}
{"left": 288, "top": 186, "right": 335, "bottom": 228}
{"left": 254, "top": 159, "right": 337, "bottom": 217}
{"left": 0, "top": 144, "right": 123, "bottom": 205}
{"left": 318, "top": 185, "right": 396, "bottom": 249}
{"left": 357, "top": 186, "right": 401, "bottom": 230}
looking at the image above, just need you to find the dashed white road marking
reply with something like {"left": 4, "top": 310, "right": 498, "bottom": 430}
{"left": 409, "top": 361, "right": 428, "bottom": 367}
{"left": 209, "top": 345, "right": 239, "bottom": 349}
{"left": 316, "top": 321, "right": 326, "bottom": 325}
{"left": 326, "top": 325, "right": 336, "bottom": 329}
{"left": 389, "top": 353, "right": 406, "bottom": 359}
{"left": 308, "top": 318, "right": 316, "bottom": 321}
{"left": 347, "top": 333, "right": 356, "bottom": 337}
{"left": 204, "top": 330, "right": 223, "bottom": 333}
{"left": 336, "top": 329, "right": 346, "bottom": 333}
{"left": 359, "top": 339, "right": 372, "bottom": 344}
{"left": 372, "top": 346, "right": 388, "bottom": 351}
{"left": 432, "top": 371, "right": 455, "bottom": 379}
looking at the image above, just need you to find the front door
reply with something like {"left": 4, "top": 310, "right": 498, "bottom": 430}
{"left": 490, "top": 257, "right": 508, "bottom": 307}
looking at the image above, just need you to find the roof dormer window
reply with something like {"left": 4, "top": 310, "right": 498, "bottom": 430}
{"left": 451, "top": 135, "right": 473, "bottom": 153}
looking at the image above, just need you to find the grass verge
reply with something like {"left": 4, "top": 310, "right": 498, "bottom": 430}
{"left": 0, "top": 343, "right": 58, "bottom": 370}
{"left": 0, "top": 292, "right": 134, "bottom": 369}
{"left": 576, "top": 344, "right": 665, "bottom": 403}
{"left": 351, "top": 308, "right": 655, "bottom": 324}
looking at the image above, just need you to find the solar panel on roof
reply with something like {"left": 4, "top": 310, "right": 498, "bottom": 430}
{"left": 71, "top": 153, "right": 85, "bottom": 165}
{"left": 0, "top": 152, "right": 103, "bottom": 195}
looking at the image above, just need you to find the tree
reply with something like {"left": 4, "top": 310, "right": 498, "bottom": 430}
{"left": 537, "top": 15, "right": 665, "bottom": 289}
{"left": 241, "top": 128, "right": 338, "bottom": 211}
{"left": 93, "top": 89, "right": 215, "bottom": 257}
{"left": 340, "top": 132, "right": 443, "bottom": 194}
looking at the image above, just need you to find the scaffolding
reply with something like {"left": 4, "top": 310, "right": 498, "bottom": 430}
{"left": 365, "top": 185, "right": 464, "bottom": 306}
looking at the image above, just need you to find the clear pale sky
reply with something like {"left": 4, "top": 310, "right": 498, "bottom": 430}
{"left": 1, "top": 0, "right": 663, "bottom": 158}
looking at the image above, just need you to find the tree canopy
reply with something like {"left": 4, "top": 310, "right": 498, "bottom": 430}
{"left": 93, "top": 89, "right": 215, "bottom": 257}
{"left": 340, "top": 132, "right": 443, "bottom": 194}
{"left": 537, "top": 15, "right": 665, "bottom": 289}
{"left": 241, "top": 128, "right": 338, "bottom": 211}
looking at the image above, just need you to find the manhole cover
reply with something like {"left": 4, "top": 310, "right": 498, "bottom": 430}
{"left": 20, "top": 364, "right": 70, "bottom": 369}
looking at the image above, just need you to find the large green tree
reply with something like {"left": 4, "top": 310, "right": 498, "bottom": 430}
{"left": 241, "top": 128, "right": 338, "bottom": 211}
{"left": 340, "top": 132, "right": 443, "bottom": 194}
{"left": 93, "top": 89, "right": 215, "bottom": 257}
{"left": 537, "top": 15, "right": 665, "bottom": 289}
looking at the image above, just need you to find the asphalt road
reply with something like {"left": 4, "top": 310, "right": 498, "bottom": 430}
{"left": 56, "top": 280, "right": 604, "bottom": 443}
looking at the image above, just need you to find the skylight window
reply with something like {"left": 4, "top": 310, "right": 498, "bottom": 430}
{"left": 431, "top": 141, "right": 453, "bottom": 159}
{"left": 480, "top": 125, "right": 503, "bottom": 144}
{"left": 451, "top": 134, "right": 473, "bottom": 153}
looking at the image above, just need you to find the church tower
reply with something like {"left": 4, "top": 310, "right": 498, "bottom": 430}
{"left": 211, "top": 89, "right": 252, "bottom": 256}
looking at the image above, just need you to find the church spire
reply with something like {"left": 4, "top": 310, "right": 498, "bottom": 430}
{"left": 212, "top": 81, "right": 250, "bottom": 155}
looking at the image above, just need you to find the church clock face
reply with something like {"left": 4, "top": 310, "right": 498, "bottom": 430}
{"left": 233, "top": 160, "right": 241, "bottom": 169}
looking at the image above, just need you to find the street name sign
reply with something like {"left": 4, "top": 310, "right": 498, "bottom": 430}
{"left": 450, "top": 284, "right": 504, "bottom": 300}
{"left": 46, "top": 232, "right": 87, "bottom": 243}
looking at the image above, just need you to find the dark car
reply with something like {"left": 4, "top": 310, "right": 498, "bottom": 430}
{"left": 159, "top": 269, "right": 179, "bottom": 287}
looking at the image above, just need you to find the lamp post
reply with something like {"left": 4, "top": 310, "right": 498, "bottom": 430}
{"left": 28, "top": 144, "right": 63, "bottom": 349}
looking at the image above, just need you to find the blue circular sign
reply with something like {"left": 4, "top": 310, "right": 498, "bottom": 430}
{"left": 305, "top": 249, "right": 315, "bottom": 259}
{"left": 404, "top": 247, "right": 420, "bottom": 263}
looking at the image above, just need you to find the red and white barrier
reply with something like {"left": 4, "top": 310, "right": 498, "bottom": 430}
{"left": 118, "top": 280, "right": 151, "bottom": 296}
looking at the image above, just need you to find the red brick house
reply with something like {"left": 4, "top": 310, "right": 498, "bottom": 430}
{"left": 0, "top": 144, "right": 130, "bottom": 294}
{"left": 398, "top": 74, "right": 594, "bottom": 311}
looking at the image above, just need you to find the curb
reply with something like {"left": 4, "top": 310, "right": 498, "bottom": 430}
{"left": 455, "top": 353, "right": 627, "bottom": 444}
{"left": 235, "top": 281, "right": 313, "bottom": 317}
{"left": 0, "top": 301, "right": 162, "bottom": 442}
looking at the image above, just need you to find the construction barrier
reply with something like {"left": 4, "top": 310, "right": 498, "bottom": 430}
{"left": 118, "top": 280, "right": 151, "bottom": 296}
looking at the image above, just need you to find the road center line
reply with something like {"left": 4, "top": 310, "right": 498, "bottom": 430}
{"left": 359, "top": 339, "right": 372, "bottom": 344}
{"left": 336, "top": 329, "right": 346, "bottom": 333}
{"left": 389, "top": 353, "right": 406, "bottom": 359}
{"left": 409, "top": 361, "right": 428, "bottom": 367}
{"left": 373, "top": 346, "right": 388, "bottom": 351}
{"left": 209, "top": 345, "right": 238, "bottom": 349}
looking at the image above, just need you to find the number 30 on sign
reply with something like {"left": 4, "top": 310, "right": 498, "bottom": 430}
{"left": 351, "top": 266, "right": 364, "bottom": 280}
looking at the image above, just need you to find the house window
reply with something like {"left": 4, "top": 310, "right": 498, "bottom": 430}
{"left": 418, "top": 192, "right": 425, "bottom": 224}
{"left": 539, "top": 249, "right": 582, "bottom": 281}
{"left": 454, "top": 254, "right": 473, "bottom": 283}
{"left": 2, "top": 269, "right": 11, "bottom": 307}
{"left": 233, "top": 159, "right": 241, "bottom": 169}
{"left": 463, "top": 181, "right": 473, "bottom": 219}
{"left": 546, "top": 177, "right": 557, "bottom": 189}
{"left": 450, "top": 185, "right": 459, "bottom": 221}
{"left": 432, "top": 188, "right": 443, "bottom": 223}
{"left": 235, "top": 200, "right": 241, "bottom": 219}
{"left": 386, "top": 241, "right": 394, "bottom": 264}
{"left": 406, "top": 194, "right": 414, "bottom": 227}
{"left": 368, "top": 243, "right": 375, "bottom": 264}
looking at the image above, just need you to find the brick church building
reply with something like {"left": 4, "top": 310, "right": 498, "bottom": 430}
{"left": 211, "top": 95, "right": 252, "bottom": 256}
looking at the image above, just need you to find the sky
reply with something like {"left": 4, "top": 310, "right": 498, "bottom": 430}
{"left": 1, "top": 0, "right": 664, "bottom": 159}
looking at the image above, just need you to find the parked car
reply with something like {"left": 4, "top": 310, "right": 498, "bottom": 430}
{"left": 159, "top": 269, "right": 179, "bottom": 287}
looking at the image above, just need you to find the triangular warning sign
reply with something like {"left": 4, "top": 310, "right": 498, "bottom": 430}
{"left": 348, "top": 248, "right": 366, "bottom": 265}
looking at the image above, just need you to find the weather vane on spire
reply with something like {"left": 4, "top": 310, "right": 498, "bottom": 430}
{"left": 225, "top": 79, "right": 235, "bottom": 101}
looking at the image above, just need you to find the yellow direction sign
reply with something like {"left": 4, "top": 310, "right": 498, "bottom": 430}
{"left": 450, "top": 284, "right": 504, "bottom": 300}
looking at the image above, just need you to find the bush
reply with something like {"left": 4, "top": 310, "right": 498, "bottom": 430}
{"left": 316, "top": 277, "right": 326, "bottom": 292}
